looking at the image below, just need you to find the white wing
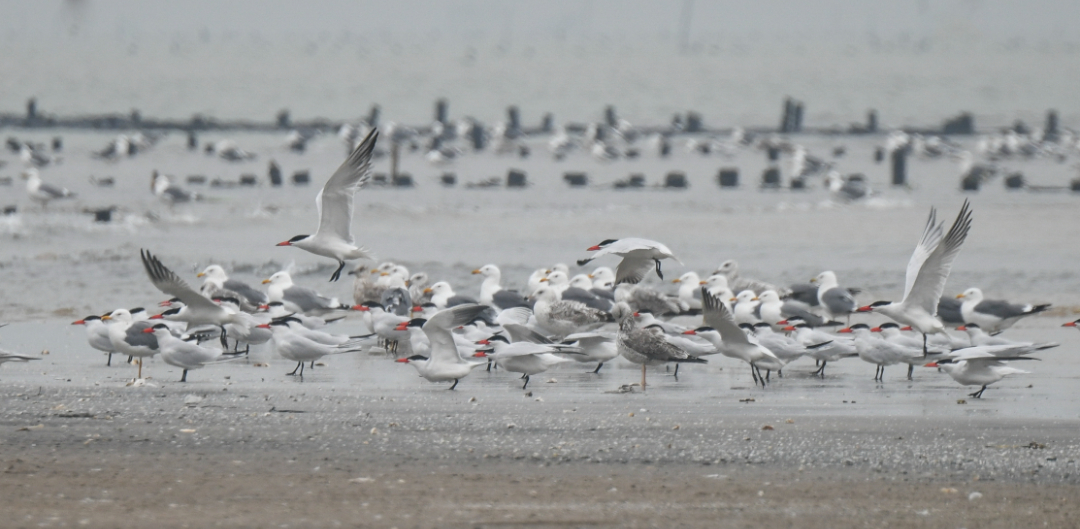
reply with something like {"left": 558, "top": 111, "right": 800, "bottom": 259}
{"left": 422, "top": 305, "right": 490, "bottom": 364}
{"left": 900, "top": 206, "right": 943, "bottom": 302}
{"left": 615, "top": 256, "right": 653, "bottom": 285}
{"left": 901, "top": 200, "right": 972, "bottom": 314}
{"left": 314, "top": 128, "right": 378, "bottom": 244}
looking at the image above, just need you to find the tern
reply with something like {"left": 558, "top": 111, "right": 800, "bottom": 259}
{"left": 474, "top": 334, "right": 582, "bottom": 390}
{"left": 697, "top": 288, "right": 783, "bottom": 387}
{"left": 577, "top": 238, "right": 681, "bottom": 284}
{"left": 144, "top": 324, "right": 228, "bottom": 382}
{"left": 140, "top": 250, "right": 244, "bottom": 348}
{"left": 276, "top": 128, "right": 378, "bottom": 281}
{"left": 72, "top": 315, "right": 117, "bottom": 365}
{"left": 394, "top": 304, "right": 491, "bottom": 390}
{"left": 858, "top": 200, "right": 973, "bottom": 353}
{"left": 924, "top": 350, "right": 1036, "bottom": 398}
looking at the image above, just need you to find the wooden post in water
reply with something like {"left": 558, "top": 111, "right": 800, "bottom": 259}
{"left": 541, "top": 113, "right": 554, "bottom": 133}
{"left": 390, "top": 141, "right": 400, "bottom": 179}
{"left": 1044, "top": 110, "right": 1059, "bottom": 142}
{"left": 367, "top": 105, "right": 381, "bottom": 127}
{"left": 506, "top": 106, "right": 521, "bottom": 139}
{"left": 605, "top": 106, "right": 617, "bottom": 128}
{"left": 435, "top": 99, "right": 448, "bottom": 124}
{"left": 891, "top": 148, "right": 907, "bottom": 186}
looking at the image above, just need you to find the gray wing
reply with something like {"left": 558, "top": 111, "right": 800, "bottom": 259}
{"left": 423, "top": 304, "right": 490, "bottom": 363}
{"left": 733, "top": 277, "right": 787, "bottom": 296}
{"left": 503, "top": 323, "right": 553, "bottom": 344}
{"left": 39, "top": 182, "right": 72, "bottom": 198}
{"left": 624, "top": 326, "right": 701, "bottom": 362}
{"left": 973, "top": 299, "right": 1035, "bottom": 319}
{"left": 381, "top": 287, "right": 412, "bottom": 316}
{"left": 561, "top": 287, "right": 612, "bottom": 311}
{"left": 550, "top": 300, "right": 611, "bottom": 327}
{"left": 627, "top": 287, "right": 681, "bottom": 316}
{"left": 140, "top": 250, "right": 221, "bottom": 314}
{"left": 283, "top": 285, "right": 335, "bottom": 312}
{"left": 821, "top": 287, "right": 857, "bottom": 315}
{"left": 936, "top": 296, "right": 965, "bottom": 324}
{"left": 163, "top": 187, "right": 191, "bottom": 203}
{"left": 491, "top": 289, "right": 531, "bottom": 310}
{"left": 125, "top": 321, "right": 159, "bottom": 349}
{"left": 701, "top": 288, "right": 750, "bottom": 346}
{"left": 615, "top": 257, "right": 653, "bottom": 285}
{"left": 223, "top": 279, "right": 268, "bottom": 305}
{"left": 785, "top": 283, "right": 819, "bottom": 307}
{"left": 446, "top": 295, "right": 478, "bottom": 308}
{"left": 314, "top": 128, "right": 377, "bottom": 244}
{"left": 590, "top": 287, "right": 615, "bottom": 301}
{"left": 780, "top": 302, "right": 827, "bottom": 327}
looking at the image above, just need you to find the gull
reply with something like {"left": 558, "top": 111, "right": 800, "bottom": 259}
{"left": 352, "top": 302, "right": 410, "bottom": 354}
{"left": 101, "top": 308, "right": 159, "bottom": 379}
{"left": 560, "top": 332, "right": 619, "bottom": 374}
{"left": 957, "top": 323, "right": 1058, "bottom": 352}
{"left": 924, "top": 350, "right": 1036, "bottom": 398}
{"left": 143, "top": 324, "right": 228, "bottom": 382}
{"left": 259, "top": 320, "right": 367, "bottom": 376}
{"left": 151, "top": 171, "right": 200, "bottom": 205}
{"left": 956, "top": 287, "right": 1051, "bottom": 333}
{"left": 529, "top": 286, "right": 612, "bottom": 339}
{"left": 671, "top": 271, "right": 703, "bottom": 311}
{"left": 713, "top": 260, "right": 789, "bottom": 296}
{"left": 197, "top": 265, "right": 267, "bottom": 312}
{"left": 588, "top": 267, "right": 616, "bottom": 289}
{"left": 700, "top": 275, "right": 734, "bottom": 305}
{"left": 472, "top": 264, "right": 530, "bottom": 309}
{"left": 732, "top": 290, "right": 762, "bottom": 326}
{"left": 407, "top": 272, "right": 432, "bottom": 305}
{"left": 758, "top": 290, "right": 828, "bottom": 328}
{"left": 394, "top": 304, "right": 492, "bottom": 390}
{"left": 697, "top": 288, "right": 784, "bottom": 387}
{"left": 349, "top": 262, "right": 393, "bottom": 304}
{"left": 858, "top": 200, "right": 973, "bottom": 353}
{"left": 559, "top": 274, "right": 613, "bottom": 311}
{"left": 782, "top": 320, "right": 858, "bottom": 377}
{"left": 72, "top": 315, "right": 117, "bottom": 365}
{"left": 475, "top": 334, "right": 582, "bottom": 390}
{"left": 424, "top": 281, "right": 478, "bottom": 310}
{"left": 577, "top": 238, "right": 681, "bottom": 284}
{"left": 262, "top": 271, "right": 346, "bottom": 315}
{"left": 936, "top": 296, "right": 966, "bottom": 325}
{"left": 524, "top": 268, "right": 550, "bottom": 297}
{"left": 642, "top": 324, "right": 717, "bottom": 375}
{"left": 611, "top": 302, "right": 705, "bottom": 390}
{"left": 141, "top": 250, "right": 243, "bottom": 347}
{"left": 22, "top": 169, "right": 75, "bottom": 208}
{"left": 275, "top": 128, "right": 378, "bottom": 282}
{"left": 615, "top": 283, "right": 684, "bottom": 315}
{"left": 810, "top": 271, "right": 857, "bottom": 323}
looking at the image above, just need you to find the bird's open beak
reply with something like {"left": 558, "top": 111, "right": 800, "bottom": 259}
{"left": 261, "top": 279, "right": 272, "bottom": 284}
{"left": 837, "top": 327, "right": 853, "bottom": 333}
{"left": 422, "top": 288, "right": 433, "bottom": 294}
{"left": 395, "top": 358, "right": 410, "bottom": 363}
{"left": 682, "top": 330, "right": 696, "bottom": 335}
{"left": 142, "top": 328, "right": 155, "bottom": 334}
{"left": 586, "top": 245, "right": 601, "bottom": 251}
{"left": 196, "top": 272, "right": 205, "bottom": 278}
{"left": 955, "top": 294, "right": 965, "bottom": 299}
{"left": 856, "top": 305, "right": 873, "bottom": 312}
{"left": 923, "top": 362, "right": 939, "bottom": 368}
{"left": 101, "top": 315, "right": 112, "bottom": 321}
{"left": 471, "top": 269, "right": 482, "bottom": 274}
{"left": 276, "top": 241, "right": 292, "bottom": 246}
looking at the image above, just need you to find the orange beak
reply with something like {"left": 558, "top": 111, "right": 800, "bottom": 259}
{"left": 276, "top": 241, "right": 292, "bottom": 246}
{"left": 149, "top": 314, "right": 164, "bottom": 320}
{"left": 158, "top": 300, "right": 172, "bottom": 307}
{"left": 924, "top": 362, "right": 939, "bottom": 368}
{"left": 870, "top": 327, "right": 882, "bottom": 332}
{"left": 682, "top": 330, "right": 696, "bottom": 335}
{"left": 472, "top": 352, "right": 487, "bottom": 357}
{"left": 142, "top": 327, "right": 155, "bottom": 334}
{"left": 72, "top": 319, "right": 85, "bottom": 325}
{"left": 956, "top": 325, "right": 968, "bottom": 331}
{"left": 782, "top": 326, "right": 796, "bottom": 331}
{"left": 256, "top": 324, "right": 271, "bottom": 329}
{"left": 394, "top": 323, "right": 408, "bottom": 331}
{"left": 395, "top": 358, "right": 410, "bottom": 363}
{"left": 476, "top": 339, "right": 490, "bottom": 345}
{"left": 900, "top": 326, "right": 913, "bottom": 331}
{"left": 837, "top": 327, "right": 853, "bottom": 333}
{"left": 1063, "top": 322, "right": 1077, "bottom": 327}
{"left": 586, "top": 245, "right": 601, "bottom": 251}
{"left": 352, "top": 305, "right": 369, "bottom": 312}
{"left": 776, "top": 319, "right": 789, "bottom": 325}
{"left": 856, "top": 305, "right": 873, "bottom": 312}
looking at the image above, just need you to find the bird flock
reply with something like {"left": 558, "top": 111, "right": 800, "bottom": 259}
{"left": 4, "top": 128, "right": 1072, "bottom": 400}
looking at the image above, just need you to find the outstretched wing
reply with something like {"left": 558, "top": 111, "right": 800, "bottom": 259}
{"left": 902, "top": 200, "right": 972, "bottom": 314}
{"left": 901, "top": 206, "right": 943, "bottom": 302}
{"left": 615, "top": 256, "right": 653, "bottom": 285}
{"left": 423, "top": 304, "right": 490, "bottom": 364}
{"left": 140, "top": 250, "right": 221, "bottom": 313}
{"left": 701, "top": 287, "right": 750, "bottom": 346}
{"left": 314, "top": 128, "right": 378, "bottom": 244}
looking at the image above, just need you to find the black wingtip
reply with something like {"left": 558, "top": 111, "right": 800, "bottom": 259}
{"left": 576, "top": 258, "right": 592, "bottom": 266}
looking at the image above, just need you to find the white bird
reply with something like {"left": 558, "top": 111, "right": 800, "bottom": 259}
{"left": 839, "top": 324, "right": 924, "bottom": 382}
{"left": 577, "top": 238, "right": 682, "bottom": 284}
{"left": 423, "top": 281, "right": 478, "bottom": 310}
{"left": 924, "top": 350, "right": 1035, "bottom": 398}
{"left": 275, "top": 129, "right": 378, "bottom": 281}
{"left": 144, "top": 324, "right": 228, "bottom": 382}
{"left": 713, "top": 260, "right": 789, "bottom": 296}
{"left": 197, "top": 265, "right": 267, "bottom": 312}
{"left": 858, "top": 200, "right": 973, "bottom": 353}
{"left": 72, "top": 314, "right": 117, "bottom": 365}
{"left": 151, "top": 171, "right": 199, "bottom": 205}
{"left": 475, "top": 334, "right": 582, "bottom": 390}
{"left": 697, "top": 288, "right": 783, "bottom": 387}
{"left": 559, "top": 332, "right": 619, "bottom": 374}
{"left": 472, "top": 264, "right": 530, "bottom": 309}
{"left": 782, "top": 320, "right": 857, "bottom": 377}
{"left": 956, "top": 323, "right": 1058, "bottom": 352}
{"left": 102, "top": 308, "right": 159, "bottom": 379}
{"left": 394, "top": 305, "right": 492, "bottom": 390}
{"left": 140, "top": 250, "right": 244, "bottom": 347}
{"left": 956, "top": 288, "right": 1051, "bottom": 333}
{"left": 259, "top": 320, "right": 367, "bottom": 376}
{"left": 758, "top": 290, "right": 828, "bottom": 328}
{"left": 810, "top": 271, "right": 857, "bottom": 323}
{"left": 589, "top": 267, "right": 616, "bottom": 289}
{"left": 732, "top": 290, "right": 762, "bottom": 326}
{"left": 671, "top": 271, "right": 702, "bottom": 311}
{"left": 22, "top": 169, "right": 75, "bottom": 208}
{"left": 262, "top": 271, "right": 345, "bottom": 315}
{"left": 351, "top": 302, "right": 409, "bottom": 354}
{"left": 529, "top": 286, "right": 612, "bottom": 339}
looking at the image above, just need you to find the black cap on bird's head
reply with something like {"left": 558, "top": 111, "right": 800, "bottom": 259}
{"left": 129, "top": 307, "right": 146, "bottom": 314}
{"left": 858, "top": 300, "right": 891, "bottom": 312}
{"left": 586, "top": 239, "right": 619, "bottom": 251}
{"left": 849, "top": 323, "right": 871, "bottom": 330}
{"left": 143, "top": 323, "right": 171, "bottom": 333}
{"left": 738, "top": 323, "right": 754, "bottom": 331}
{"left": 276, "top": 234, "right": 309, "bottom": 247}
{"left": 271, "top": 316, "right": 304, "bottom": 326}
{"left": 215, "top": 296, "right": 241, "bottom": 306}
{"left": 482, "top": 334, "right": 510, "bottom": 345}
{"left": 406, "top": 318, "right": 427, "bottom": 328}
{"left": 753, "top": 322, "right": 772, "bottom": 329}
{"left": 394, "top": 354, "right": 429, "bottom": 364}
